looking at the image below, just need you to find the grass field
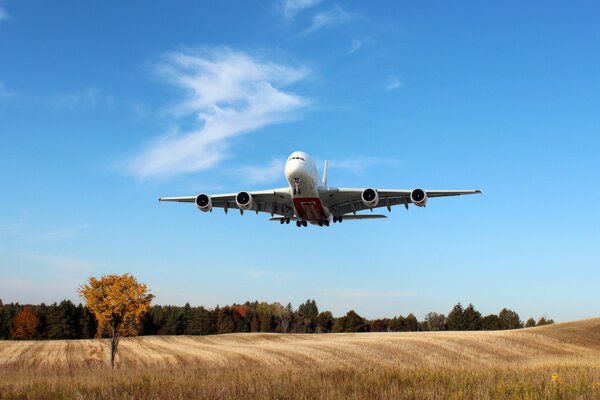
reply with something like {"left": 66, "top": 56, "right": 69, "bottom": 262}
{"left": 1, "top": 318, "right": 599, "bottom": 399}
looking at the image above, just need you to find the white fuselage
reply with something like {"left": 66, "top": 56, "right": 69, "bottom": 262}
{"left": 284, "top": 151, "right": 331, "bottom": 223}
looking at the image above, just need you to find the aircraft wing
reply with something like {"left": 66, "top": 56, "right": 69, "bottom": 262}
{"left": 320, "top": 187, "right": 481, "bottom": 216}
{"left": 158, "top": 187, "right": 293, "bottom": 217}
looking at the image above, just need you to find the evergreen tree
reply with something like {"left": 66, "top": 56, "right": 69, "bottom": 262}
{"left": 525, "top": 317, "right": 536, "bottom": 328}
{"left": 46, "top": 300, "right": 80, "bottom": 339}
{"left": 447, "top": 303, "right": 466, "bottom": 331}
{"left": 463, "top": 304, "right": 482, "bottom": 331}
{"left": 498, "top": 308, "right": 522, "bottom": 330}
{"left": 481, "top": 314, "right": 501, "bottom": 330}
{"left": 405, "top": 313, "right": 419, "bottom": 331}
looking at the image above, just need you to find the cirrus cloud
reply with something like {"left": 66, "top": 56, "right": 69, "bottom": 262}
{"left": 125, "top": 49, "right": 310, "bottom": 179}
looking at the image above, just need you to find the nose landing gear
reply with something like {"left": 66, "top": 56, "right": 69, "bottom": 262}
{"left": 292, "top": 178, "right": 302, "bottom": 195}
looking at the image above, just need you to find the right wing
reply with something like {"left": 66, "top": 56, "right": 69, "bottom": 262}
{"left": 321, "top": 187, "right": 481, "bottom": 216}
{"left": 159, "top": 187, "right": 293, "bottom": 217}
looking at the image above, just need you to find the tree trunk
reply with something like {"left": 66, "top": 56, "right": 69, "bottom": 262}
{"left": 110, "top": 328, "right": 121, "bottom": 368}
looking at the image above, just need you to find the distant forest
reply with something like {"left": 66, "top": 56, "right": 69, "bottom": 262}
{"left": 0, "top": 299, "right": 554, "bottom": 340}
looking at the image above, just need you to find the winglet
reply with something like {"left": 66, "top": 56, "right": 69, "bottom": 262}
{"left": 322, "top": 160, "right": 328, "bottom": 186}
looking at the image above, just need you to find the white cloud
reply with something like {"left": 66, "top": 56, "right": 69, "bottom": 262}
{"left": 385, "top": 77, "right": 404, "bottom": 91}
{"left": 305, "top": 5, "right": 351, "bottom": 34}
{"left": 237, "top": 158, "right": 285, "bottom": 184}
{"left": 348, "top": 39, "right": 363, "bottom": 54}
{"left": 0, "top": 81, "right": 14, "bottom": 98}
{"left": 51, "top": 85, "right": 113, "bottom": 110}
{"left": 279, "top": 0, "right": 322, "bottom": 19}
{"left": 0, "top": 6, "right": 9, "bottom": 23}
{"left": 125, "top": 49, "right": 309, "bottom": 179}
{"left": 328, "top": 156, "right": 401, "bottom": 175}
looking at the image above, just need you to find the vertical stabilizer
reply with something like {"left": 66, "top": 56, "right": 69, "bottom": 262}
{"left": 322, "top": 160, "right": 328, "bottom": 186}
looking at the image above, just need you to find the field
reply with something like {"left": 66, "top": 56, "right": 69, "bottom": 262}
{"left": 1, "top": 318, "right": 599, "bottom": 399}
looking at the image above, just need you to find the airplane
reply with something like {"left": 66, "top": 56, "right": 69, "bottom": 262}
{"left": 158, "top": 151, "right": 481, "bottom": 227}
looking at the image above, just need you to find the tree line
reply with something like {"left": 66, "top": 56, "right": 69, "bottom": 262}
{"left": 0, "top": 298, "right": 553, "bottom": 340}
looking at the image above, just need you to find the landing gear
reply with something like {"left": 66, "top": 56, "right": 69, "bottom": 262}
{"left": 296, "top": 220, "right": 302, "bottom": 227}
{"left": 332, "top": 216, "right": 343, "bottom": 223}
{"left": 293, "top": 178, "right": 301, "bottom": 195}
{"left": 286, "top": 218, "right": 290, "bottom": 224}
{"left": 302, "top": 220, "right": 307, "bottom": 227}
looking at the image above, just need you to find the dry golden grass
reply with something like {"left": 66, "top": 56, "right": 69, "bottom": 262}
{"left": 1, "top": 318, "right": 599, "bottom": 399}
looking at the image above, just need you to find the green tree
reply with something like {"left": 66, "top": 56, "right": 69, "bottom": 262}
{"left": 525, "top": 317, "right": 536, "bottom": 328}
{"left": 537, "top": 317, "right": 554, "bottom": 326}
{"left": 498, "top": 308, "right": 522, "bottom": 330}
{"left": 405, "top": 313, "right": 419, "bottom": 331}
{"left": 316, "top": 311, "right": 334, "bottom": 333}
{"left": 481, "top": 314, "right": 501, "bottom": 330}
{"left": 447, "top": 303, "right": 466, "bottom": 331}
{"left": 463, "top": 304, "right": 482, "bottom": 331}
{"left": 46, "top": 300, "right": 80, "bottom": 339}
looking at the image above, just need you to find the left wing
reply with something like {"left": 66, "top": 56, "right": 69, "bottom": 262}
{"left": 159, "top": 187, "right": 293, "bottom": 217}
{"left": 321, "top": 187, "right": 481, "bottom": 216}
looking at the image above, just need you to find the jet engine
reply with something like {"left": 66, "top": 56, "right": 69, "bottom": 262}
{"left": 236, "top": 191, "right": 253, "bottom": 210}
{"left": 195, "top": 194, "right": 212, "bottom": 212}
{"left": 410, "top": 188, "right": 427, "bottom": 207}
{"left": 361, "top": 188, "right": 379, "bottom": 208}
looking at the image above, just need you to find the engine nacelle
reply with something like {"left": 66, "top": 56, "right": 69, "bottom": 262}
{"left": 410, "top": 188, "right": 427, "bottom": 207}
{"left": 235, "top": 191, "right": 253, "bottom": 210}
{"left": 361, "top": 188, "right": 379, "bottom": 208}
{"left": 195, "top": 194, "right": 212, "bottom": 212}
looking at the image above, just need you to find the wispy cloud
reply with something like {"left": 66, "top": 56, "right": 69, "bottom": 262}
{"left": 279, "top": 0, "right": 321, "bottom": 19}
{"left": 0, "top": 81, "right": 14, "bottom": 98}
{"left": 50, "top": 85, "right": 113, "bottom": 111}
{"left": 304, "top": 5, "right": 351, "bottom": 34}
{"left": 328, "top": 156, "right": 401, "bottom": 175}
{"left": 348, "top": 39, "right": 363, "bottom": 54}
{"left": 124, "top": 48, "right": 309, "bottom": 179}
{"left": 0, "top": 5, "right": 10, "bottom": 23}
{"left": 385, "top": 77, "right": 403, "bottom": 91}
{"left": 237, "top": 158, "right": 285, "bottom": 184}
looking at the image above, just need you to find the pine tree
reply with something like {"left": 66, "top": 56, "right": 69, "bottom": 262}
{"left": 447, "top": 303, "right": 466, "bottom": 330}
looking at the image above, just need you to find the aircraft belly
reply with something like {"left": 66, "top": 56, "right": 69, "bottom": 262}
{"left": 292, "top": 197, "right": 328, "bottom": 221}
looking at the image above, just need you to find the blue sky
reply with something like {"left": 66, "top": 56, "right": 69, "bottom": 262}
{"left": 1, "top": 1, "right": 599, "bottom": 322}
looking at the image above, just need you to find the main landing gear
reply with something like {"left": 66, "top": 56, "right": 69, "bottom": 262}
{"left": 332, "top": 216, "right": 343, "bottom": 223}
{"left": 296, "top": 220, "right": 308, "bottom": 227}
{"left": 279, "top": 217, "right": 291, "bottom": 224}
{"left": 318, "top": 220, "right": 330, "bottom": 227}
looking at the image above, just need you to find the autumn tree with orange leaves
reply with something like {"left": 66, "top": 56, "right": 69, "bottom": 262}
{"left": 11, "top": 306, "right": 39, "bottom": 340}
{"left": 78, "top": 274, "right": 153, "bottom": 368}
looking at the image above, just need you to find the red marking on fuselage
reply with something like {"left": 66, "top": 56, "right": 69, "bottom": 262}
{"left": 292, "top": 197, "right": 326, "bottom": 221}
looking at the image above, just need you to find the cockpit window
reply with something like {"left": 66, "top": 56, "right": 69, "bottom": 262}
{"left": 288, "top": 156, "right": 305, "bottom": 161}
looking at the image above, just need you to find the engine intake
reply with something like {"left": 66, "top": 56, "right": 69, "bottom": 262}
{"left": 361, "top": 188, "right": 379, "bottom": 208}
{"left": 410, "top": 188, "right": 427, "bottom": 207}
{"left": 195, "top": 194, "right": 212, "bottom": 212}
{"left": 236, "top": 191, "right": 253, "bottom": 210}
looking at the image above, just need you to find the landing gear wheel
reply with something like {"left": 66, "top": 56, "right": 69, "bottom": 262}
{"left": 286, "top": 218, "right": 290, "bottom": 224}
{"left": 296, "top": 220, "right": 302, "bottom": 227}
{"left": 333, "top": 216, "right": 338, "bottom": 223}
{"left": 324, "top": 220, "right": 330, "bottom": 227}
{"left": 280, "top": 218, "right": 284, "bottom": 224}
{"left": 318, "top": 221, "right": 323, "bottom": 227}
{"left": 302, "top": 220, "right": 308, "bottom": 227}
{"left": 339, "top": 216, "right": 343, "bottom": 223}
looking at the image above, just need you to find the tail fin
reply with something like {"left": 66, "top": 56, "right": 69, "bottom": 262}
{"left": 322, "top": 160, "right": 328, "bottom": 186}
